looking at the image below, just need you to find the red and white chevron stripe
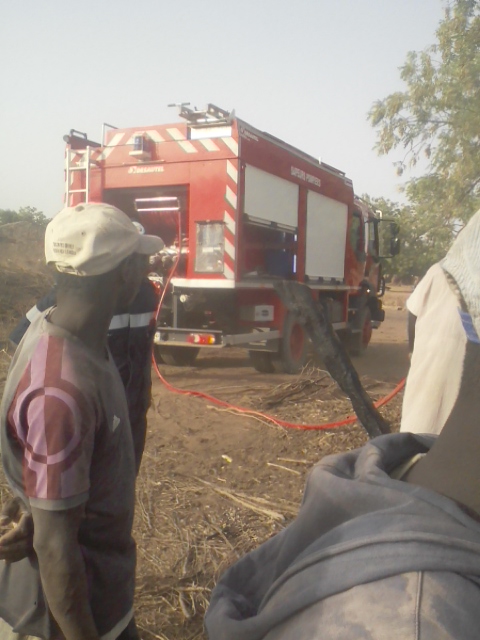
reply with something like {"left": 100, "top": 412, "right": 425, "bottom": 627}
{"left": 223, "top": 159, "right": 238, "bottom": 280}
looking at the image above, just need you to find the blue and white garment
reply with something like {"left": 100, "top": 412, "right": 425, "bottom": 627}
{"left": 442, "top": 208, "right": 480, "bottom": 337}
{"left": 459, "top": 309, "right": 480, "bottom": 344}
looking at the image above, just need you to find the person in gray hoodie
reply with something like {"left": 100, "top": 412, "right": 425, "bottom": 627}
{"left": 206, "top": 326, "right": 480, "bottom": 639}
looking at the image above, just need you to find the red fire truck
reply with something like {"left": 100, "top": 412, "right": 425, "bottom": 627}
{"left": 64, "top": 103, "right": 399, "bottom": 373}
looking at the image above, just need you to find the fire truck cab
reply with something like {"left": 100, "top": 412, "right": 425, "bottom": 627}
{"left": 64, "top": 103, "right": 399, "bottom": 373}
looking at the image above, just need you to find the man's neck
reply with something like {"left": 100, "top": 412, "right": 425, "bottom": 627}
{"left": 49, "top": 292, "right": 116, "bottom": 354}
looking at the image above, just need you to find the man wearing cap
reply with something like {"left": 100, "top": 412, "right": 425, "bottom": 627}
{"left": 7, "top": 221, "right": 161, "bottom": 476}
{"left": 0, "top": 203, "right": 163, "bottom": 640}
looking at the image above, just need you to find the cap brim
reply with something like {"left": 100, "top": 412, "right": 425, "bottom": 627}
{"left": 137, "top": 234, "right": 165, "bottom": 255}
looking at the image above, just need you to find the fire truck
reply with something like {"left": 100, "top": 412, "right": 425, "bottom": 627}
{"left": 64, "top": 103, "right": 399, "bottom": 373}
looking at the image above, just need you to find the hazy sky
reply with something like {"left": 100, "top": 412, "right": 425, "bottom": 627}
{"left": 1, "top": 0, "right": 445, "bottom": 217}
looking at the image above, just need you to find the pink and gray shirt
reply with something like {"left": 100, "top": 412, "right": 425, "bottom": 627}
{"left": 0, "top": 311, "right": 136, "bottom": 639}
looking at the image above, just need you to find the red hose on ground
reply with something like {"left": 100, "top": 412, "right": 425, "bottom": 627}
{"left": 152, "top": 356, "right": 406, "bottom": 432}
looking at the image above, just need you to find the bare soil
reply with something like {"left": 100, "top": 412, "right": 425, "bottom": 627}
{"left": 0, "top": 224, "right": 410, "bottom": 640}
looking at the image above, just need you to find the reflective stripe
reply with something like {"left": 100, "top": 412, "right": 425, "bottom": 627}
{"left": 227, "top": 159, "right": 238, "bottom": 183}
{"left": 166, "top": 127, "right": 185, "bottom": 141}
{"left": 109, "top": 313, "right": 129, "bottom": 330}
{"left": 26, "top": 305, "right": 42, "bottom": 323}
{"left": 222, "top": 137, "right": 239, "bottom": 155}
{"left": 109, "top": 312, "right": 154, "bottom": 330}
{"left": 225, "top": 185, "right": 237, "bottom": 209}
{"left": 178, "top": 140, "right": 198, "bottom": 154}
{"left": 97, "top": 132, "right": 125, "bottom": 161}
{"left": 129, "top": 311, "right": 155, "bottom": 328}
{"left": 199, "top": 138, "right": 220, "bottom": 152}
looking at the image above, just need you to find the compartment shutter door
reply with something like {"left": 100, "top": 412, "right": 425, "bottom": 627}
{"left": 244, "top": 165, "right": 298, "bottom": 228}
{"left": 306, "top": 191, "right": 347, "bottom": 279}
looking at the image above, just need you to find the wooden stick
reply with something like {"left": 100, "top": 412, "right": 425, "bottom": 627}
{"left": 277, "top": 457, "right": 310, "bottom": 465}
{"left": 267, "top": 462, "right": 301, "bottom": 475}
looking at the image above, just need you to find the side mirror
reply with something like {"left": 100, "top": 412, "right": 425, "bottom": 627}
{"left": 390, "top": 237, "right": 400, "bottom": 257}
{"left": 377, "top": 220, "right": 401, "bottom": 259}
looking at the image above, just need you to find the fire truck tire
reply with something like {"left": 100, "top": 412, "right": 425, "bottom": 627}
{"left": 277, "top": 312, "right": 309, "bottom": 374}
{"left": 155, "top": 346, "right": 200, "bottom": 366}
{"left": 249, "top": 350, "right": 276, "bottom": 373}
{"left": 349, "top": 307, "right": 372, "bottom": 356}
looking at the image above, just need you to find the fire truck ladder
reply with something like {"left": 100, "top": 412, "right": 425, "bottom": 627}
{"left": 65, "top": 146, "right": 96, "bottom": 206}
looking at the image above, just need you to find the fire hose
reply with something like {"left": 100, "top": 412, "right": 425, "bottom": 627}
{"left": 153, "top": 353, "right": 405, "bottom": 431}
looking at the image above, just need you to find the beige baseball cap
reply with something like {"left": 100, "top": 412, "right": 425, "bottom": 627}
{"left": 45, "top": 203, "right": 164, "bottom": 276}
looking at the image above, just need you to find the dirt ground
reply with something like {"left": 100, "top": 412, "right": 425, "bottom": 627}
{"left": 0, "top": 224, "right": 410, "bottom": 640}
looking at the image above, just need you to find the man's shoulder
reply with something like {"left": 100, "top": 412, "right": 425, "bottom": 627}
{"left": 10, "top": 328, "right": 104, "bottom": 409}
{"left": 128, "top": 278, "right": 159, "bottom": 314}
{"left": 407, "top": 264, "right": 454, "bottom": 316}
{"left": 411, "top": 264, "right": 445, "bottom": 295}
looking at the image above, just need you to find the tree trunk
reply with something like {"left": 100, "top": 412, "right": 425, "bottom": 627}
{"left": 274, "top": 281, "right": 390, "bottom": 438}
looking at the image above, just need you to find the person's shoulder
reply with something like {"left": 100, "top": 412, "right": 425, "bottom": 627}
{"left": 407, "top": 264, "right": 447, "bottom": 315}
{"left": 416, "top": 263, "right": 444, "bottom": 289}
{"left": 38, "top": 330, "right": 106, "bottom": 397}
{"left": 7, "top": 332, "right": 94, "bottom": 423}
{"left": 128, "top": 277, "right": 159, "bottom": 314}
{"left": 21, "top": 331, "right": 79, "bottom": 384}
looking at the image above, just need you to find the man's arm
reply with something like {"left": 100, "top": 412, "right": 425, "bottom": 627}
{"left": 32, "top": 505, "right": 100, "bottom": 640}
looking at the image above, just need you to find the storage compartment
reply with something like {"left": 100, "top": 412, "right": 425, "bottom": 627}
{"left": 241, "top": 222, "right": 296, "bottom": 279}
{"left": 103, "top": 185, "right": 188, "bottom": 247}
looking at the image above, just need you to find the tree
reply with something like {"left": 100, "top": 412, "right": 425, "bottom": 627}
{"left": 0, "top": 209, "right": 20, "bottom": 225}
{"left": 362, "top": 195, "right": 454, "bottom": 281}
{"left": 369, "top": 0, "right": 480, "bottom": 226}
{"left": 18, "top": 206, "right": 49, "bottom": 227}
{"left": 0, "top": 207, "right": 48, "bottom": 228}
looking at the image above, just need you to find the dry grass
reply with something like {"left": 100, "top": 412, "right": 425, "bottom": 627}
{"left": 133, "top": 460, "right": 294, "bottom": 638}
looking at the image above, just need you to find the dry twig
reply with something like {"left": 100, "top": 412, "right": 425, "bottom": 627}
{"left": 267, "top": 462, "right": 301, "bottom": 475}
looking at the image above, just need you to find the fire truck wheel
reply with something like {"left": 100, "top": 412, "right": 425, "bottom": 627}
{"left": 155, "top": 346, "right": 200, "bottom": 366}
{"left": 277, "top": 312, "right": 309, "bottom": 374}
{"left": 349, "top": 307, "right": 372, "bottom": 356}
{"left": 249, "top": 350, "right": 276, "bottom": 373}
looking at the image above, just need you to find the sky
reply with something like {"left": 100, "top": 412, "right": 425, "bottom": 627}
{"left": 1, "top": 0, "right": 446, "bottom": 218}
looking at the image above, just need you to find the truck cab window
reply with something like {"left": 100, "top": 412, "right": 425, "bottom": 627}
{"left": 350, "top": 212, "right": 366, "bottom": 262}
